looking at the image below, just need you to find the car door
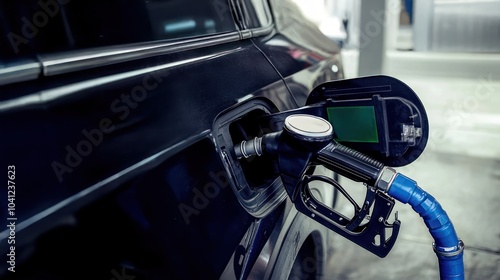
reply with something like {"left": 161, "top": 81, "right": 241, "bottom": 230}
{"left": 0, "top": 1, "right": 301, "bottom": 279}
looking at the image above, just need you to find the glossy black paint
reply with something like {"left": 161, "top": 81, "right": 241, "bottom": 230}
{"left": 2, "top": 41, "right": 281, "bottom": 223}
{"left": 4, "top": 138, "right": 254, "bottom": 279}
{"left": 1, "top": 40, "right": 289, "bottom": 279}
{"left": 0, "top": 1, "right": 342, "bottom": 279}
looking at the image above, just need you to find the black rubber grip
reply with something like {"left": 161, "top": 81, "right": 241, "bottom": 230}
{"left": 315, "top": 142, "right": 384, "bottom": 185}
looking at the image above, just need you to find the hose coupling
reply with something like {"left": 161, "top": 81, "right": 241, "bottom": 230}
{"left": 433, "top": 239, "right": 465, "bottom": 258}
{"left": 375, "top": 167, "right": 398, "bottom": 192}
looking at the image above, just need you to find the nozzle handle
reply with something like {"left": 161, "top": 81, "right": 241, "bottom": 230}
{"left": 316, "top": 142, "right": 385, "bottom": 186}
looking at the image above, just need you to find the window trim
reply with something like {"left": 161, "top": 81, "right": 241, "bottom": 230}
{"left": 0, "top": 60, "right": 41, "bottom": 86}
{"left": 39, "top": 32, "right": 242, "bottom": 76}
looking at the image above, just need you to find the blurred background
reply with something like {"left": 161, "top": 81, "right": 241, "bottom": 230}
{"left": 292, "top": 0, "right": 500, "bottom": 279}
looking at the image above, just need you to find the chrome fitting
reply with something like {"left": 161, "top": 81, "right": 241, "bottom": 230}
{"left": 433, "top": 239, "right": 465, "bottom": 258}
{"left": 375, "top": 167, "right": 397, "bottom": 192}
{"left": 235, "top": 137, "right": 262, "bottom": 159}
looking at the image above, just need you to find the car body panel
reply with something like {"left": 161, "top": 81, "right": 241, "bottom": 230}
{"left": 0, "top": 0, "right": 343, "bottom": 279}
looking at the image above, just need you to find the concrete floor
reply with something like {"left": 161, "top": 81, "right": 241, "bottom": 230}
{"left": 325, "top": 50, "right": 500, "bottom": 279}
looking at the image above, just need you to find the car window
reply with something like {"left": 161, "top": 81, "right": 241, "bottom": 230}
{"left": 0, "top": 0, "right": 236, "bottom": 58}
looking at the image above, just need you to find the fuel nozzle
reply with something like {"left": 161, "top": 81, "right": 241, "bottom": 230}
{"left": 234, "top": 114, "right": 402, "bottom": 258}
{"left": 234, "top": 114, "right": 393, "bottom": 191}
{"left": 234, "top": 114, "right": 334, "bottom": 158}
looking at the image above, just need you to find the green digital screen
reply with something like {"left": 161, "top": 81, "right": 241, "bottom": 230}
{"left": 327, "top": 106, "right": 379, "bottom": 143}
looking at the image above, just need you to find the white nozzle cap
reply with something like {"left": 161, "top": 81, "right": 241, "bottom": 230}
{"left": 284, "top": 114, "right": 333, "bottom": 141}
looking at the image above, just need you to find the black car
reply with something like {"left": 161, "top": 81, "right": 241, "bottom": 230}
{"left": 0, "top": 0, "right": 344, "bottom": 279}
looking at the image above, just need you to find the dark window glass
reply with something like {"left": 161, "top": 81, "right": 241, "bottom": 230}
{"left": 0, "top": 0, "right": 236, "bottom": 58}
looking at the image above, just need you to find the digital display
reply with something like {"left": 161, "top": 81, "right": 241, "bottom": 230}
{"left": 326, "top": 106, "right": 379, "bottom": 143}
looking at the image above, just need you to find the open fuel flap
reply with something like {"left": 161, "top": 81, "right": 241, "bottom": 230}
{"left": 213, "top": 98, "right": 288, "bottom": 218}
{"left": 214, "top": 75, "right": 430, "bottom": 257}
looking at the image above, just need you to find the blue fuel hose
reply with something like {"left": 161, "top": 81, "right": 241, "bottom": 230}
{"left": 387, "top": 173, "right": 465, "bottom": 280}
